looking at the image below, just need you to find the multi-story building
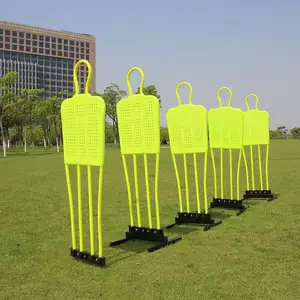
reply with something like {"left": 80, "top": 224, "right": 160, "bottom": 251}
{"left": 0, "top": 21, "right": 96, "bottom": 98}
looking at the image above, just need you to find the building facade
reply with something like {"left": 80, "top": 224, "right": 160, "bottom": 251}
{"left": 0, "top": 21, "right": 96, "bottom": 98}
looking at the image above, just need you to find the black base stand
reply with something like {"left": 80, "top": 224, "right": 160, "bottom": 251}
{"left": 243, "top": 190, "right": 276, "bottom": 202}
{"left": 109, "top": 225, "right": 182, "bottom": 253}
{"left": 70, "top": 248, "right": 106, "bottom": 267}
{"left": 165, "top": 212, "right": 222, "bottom": 231}
{"left": 210, "top": 198, "right": 248, "bottom": 216}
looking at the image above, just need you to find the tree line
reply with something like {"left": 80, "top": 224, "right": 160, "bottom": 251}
{"left": 1, "top": 71, "right": 299, "bottom": 157}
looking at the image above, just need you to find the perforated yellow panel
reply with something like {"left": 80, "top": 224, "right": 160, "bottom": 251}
{"left": 208, "top": 107, "right": 243, "bottom": 149}
{"left": 208, "top": 87, "right": 244, "bottom": 149}
{"left": 117, "top": 94, "right": 160, "bottom": 154}
{"left": 61, "top": 94, "right": 106, "bottom": 166}
{"left": 167, "top": 82, "right": 208, "bottom": 154}
{"left": 243, "top": 94, "right": 270, "bottom": 145}
{"left": 243, "top": 110, "right": 269, "bottom": 145}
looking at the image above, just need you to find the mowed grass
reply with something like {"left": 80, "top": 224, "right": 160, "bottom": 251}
{"left": 1, "top": 140, "right": 300, "bottom": 300}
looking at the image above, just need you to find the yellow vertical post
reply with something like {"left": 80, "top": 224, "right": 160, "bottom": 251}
{"left": 154, "top": 154, "right": 161, "bottom": 229}
{"left": 87, "top": 165, "right": 95, "bottom": 255}
{"left": 77, "top": 165, "right": 83, "bottom": 252}
{"left": 172, "top": 154, "right": 183, "bottom": 212}
{"left": 250, "top": 145, "right": 255, "bottom": 190}
{"left": 144, "top": 154, "right": 153, "bottom": 228}
{"left": 193, "top": 153, "right": 201, "bottom": 213}
{"left": 210, "top": 148, "right": 218, "bottom": 198}
{"left": 257, "top": 145, "right": 263, "bottom": 190}
{"left": 183, "top": 154, "right": 190, "bottom": 212}
{"left": 65, "top": 164, "right": 76, "bottom": 250}
{"left": 133, "top": 154, "right": 141, "bottom": 227}
{"left": 122, "top": 155, "right": 134, "bottom": 226}
{"left": 97, "top": 167, "right": 104, "bottom": 257}
{"left": 220, "top": 148, "right": 224, "bottom": 199}
{"left": 229, "top": 149, "right": 233, "bottom": 199}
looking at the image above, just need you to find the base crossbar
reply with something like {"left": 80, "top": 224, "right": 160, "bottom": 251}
{"left": 210, "top": 198, "right": 248, "bottom": 216}
{"left": 70, "top": 248, "right": 106, "bottom": 267}
{"left": 243, "top": 190, "right": 276, "bottom": 201}
{"left": 165, "top": 212, "right": 222, "bottom": 231}
{"left": 109, "top": 225, "right": 182, "bottom": 253}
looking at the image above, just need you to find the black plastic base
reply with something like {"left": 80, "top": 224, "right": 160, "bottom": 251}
{"left": 243, "top": 190, "right": 276, "bottom": 201}
{"left": 210, "top": 198, "right": 248, "bottom": 216}
{"left": 166, "top": 212, "right": 222, "bottom": 231}
{"left": 70, "top": 248, "right": 106, "bottom": 267}
{"left": 109, "top": 225, "right": 182, "bottom": 252}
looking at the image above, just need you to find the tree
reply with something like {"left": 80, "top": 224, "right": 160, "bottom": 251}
{"left": 160, "top": 126, "right": 169, "bottom": 144}
{"left": 99, "top": 83, "right": 127, "bottom": 144}
{"left": 290, "top": 127, "right": 300, "bottom": 139}
{"left": 136, "top": 85, "right": 162, "bottom": 107}
{"left": 47, "top": 91, "right": 65, "bottom": 152}
{"left": 34, "top": 100, "right": 51, "bottom": 148}
{"left": 15, "top": 88, "right": 43, "bottom": 152}
{"left": 0, "top": 71, "right": 17, "bottom": 157}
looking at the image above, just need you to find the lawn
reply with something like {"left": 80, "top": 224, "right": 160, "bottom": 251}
{"left": 1, "top": 140, "right": 300, "bottom": 300}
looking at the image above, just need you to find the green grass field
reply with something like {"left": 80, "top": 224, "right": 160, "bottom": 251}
{"left": 1, "top": 140, "right": 300, "bottom": 300}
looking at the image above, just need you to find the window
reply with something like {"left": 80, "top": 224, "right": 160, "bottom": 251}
{"left": 12, "top": 44, "right": 17, "bottom": 50}
{"left": 45, "top": 49, "right": 50, "bottom": 55}
{"left": 86, "top": 42, "right": 89, "bottom": 48}
{"left": 45, "top": 36, "right": 50, "bottom": 42}
{"left": 81, "top": 47, "right": 84, "bottom": 52}
{"left": 64, "top": 45, "right": 68, "bottom": 51}
{"left": 51, "top": 74, "right": 56, "bottom": 79}
{"left": 33, "top": 41, "right": 37, "bottom": 46}
{"left": 70, "top": 52, "right": 74, "bottom": 58}
{"left": 26, "top": 46, "right": 31, "bottom": 51}
{"left": 19, "top": 32, "right": 24, "bottom": 38}
{"left": 70, "top": 46, "right": 74, "bottom": 51}
{"left": 5, "top": 44, "right": 10, "bottom": 49}
{"left": 5, "top": 36, "right": 10, "bottom": 42}
{"left": 52, "top": 50, "right": 56, "bottom": 55}
{"left": 58, "top": 51, "right": 62, "bottom": 56}
{"left": 12, "top": 38, "right": 17, "bottom": 44}
{"left": 12, "top": 31, "right": 17, "bottom": 37}
{"left": 33, "top": 34, "right": 37, "bottom": 40}
{"left": 26, "top": 40, "right": 31, "bottom": 45}
{"left": 70, "top": 40, "right": 74, "bottom": 45}
{"left": 39, "top": 42, "right": 43, "bottom": 47}
{"left": 57, "top": 75, "right": 62, "bottom": 80}
{"left": 52, "top": 43, "right": 56, "bottom": 48}
{"left": 19, "top": 38, "right": 24, "bottom": 44}
{"left": 19, "top": 45, "right": 24, "bottom": 51}
{"left": 58, "top": 44, "right": 62, "bottom": 50}
{"left": 86, "top": 55, "right": 89, "bottom": 60}
{"left": 63, "top": 76, "right": 67, "bottom": 81}
{"left": 5, "top": 30, "right": 10, "bottom": 35}
{"left": 46, "top": 42, "right": 50, "bottom": 48}
{"left": 86, "top": 49, "right": 89, "bottom": 54}
{"left": 39, "top": 35, "right": 43, "bottom": 41}
{"left": 76, "top": 41, "right": 79, "bottom": 46}
{"left": 33, "top": 47, "right": 37, "bottom": 53}
{"left": 80, "top": 42, "right": 84, "bottom": 47}
{"left": 64, "top": 51, "right": 68, "bottom": 57}
{"left": 0, "top": 29, "right": 3, "bottom": 34}
{"left": 76, "top": 47, "right": 79, "bottom": 52}
{"left": 26, "top": 33, "right": 31, "bottom": 39}
{"left": 76, "top": 53, "right": 79, "bottom": 59}
{"left": 64, "top": 39, "right": 68, "bottom": 44}
{"left": 0, "top": 42, "right": 3, "bottom": 48}
{"left": 52, "top": 37, "right": 57, "bottom": 42}
{"left": 81, "top": 54, "right": 84, "bottom": 59}
{"left": 58, "top": 38, "right": 62, "bottom": 43}
{"left": 39, "top": 48, "right": 43, "bottom": 54}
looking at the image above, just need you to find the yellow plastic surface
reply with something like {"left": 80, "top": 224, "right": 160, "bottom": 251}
{"left": 243, "top": 93, "right": 270, "bottom": 145}
{"left": 167, "top": 82, "right": 208, "bottom": 154}
{"left": 117, "top": 67, "right": 160, "bottom": 155}
{"left": 61, "top": 60, "right": 106, "bottom": 166}
{"left": 208, "top": 87, "right": 243, "bottom": 149}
